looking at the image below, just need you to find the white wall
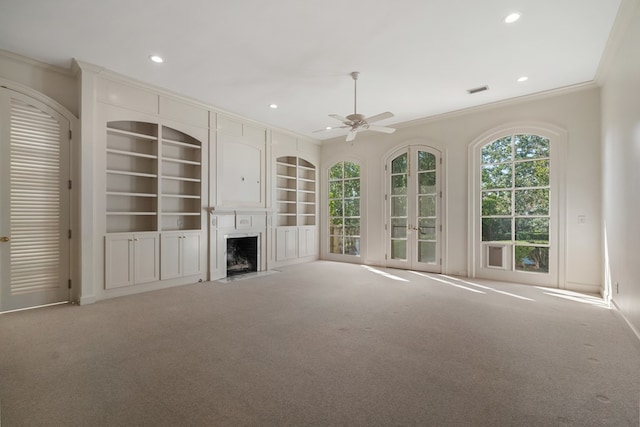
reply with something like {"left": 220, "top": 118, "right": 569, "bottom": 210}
{"left": 0, "top": 50, "right": 78, "bottom": 116}
{"left": 601, "top": 0, "right": 640, "bottom": 335}
{"left": 321, "top": 86, "right": 603, "bottom": 291}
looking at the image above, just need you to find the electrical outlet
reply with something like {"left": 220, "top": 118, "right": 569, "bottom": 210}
{"left": 616, "top": 282, "right": 619, "bottom": 294}
{"left": 578, "top": 215, "right": 586, "bottom": 224}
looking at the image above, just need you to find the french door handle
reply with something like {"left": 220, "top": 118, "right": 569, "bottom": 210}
{"left": 1, "top": 236, "right": 9, "bottom": 242}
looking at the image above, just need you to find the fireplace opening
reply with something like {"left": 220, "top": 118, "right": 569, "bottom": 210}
{"left": 226, "top": 236, "right": 258, "bottom": 276}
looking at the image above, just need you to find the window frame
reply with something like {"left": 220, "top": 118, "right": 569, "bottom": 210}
{"left": 468, "top": 123, "right": 567, "bottom": 287}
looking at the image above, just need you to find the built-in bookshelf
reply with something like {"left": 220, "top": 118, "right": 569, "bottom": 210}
{"left": 275, "top": 156, "right": 316, "bottom": 226}
{"left": 106, "top": 121, "right": 202, "bottom": 233}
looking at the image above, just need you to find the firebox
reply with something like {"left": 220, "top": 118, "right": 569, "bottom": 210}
{"left": 226, "top": 235, "right": 258, "bottom": 276}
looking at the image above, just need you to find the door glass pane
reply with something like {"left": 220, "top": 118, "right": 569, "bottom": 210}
{"left": 391, "top": 196, "right": 407, "bottom": 217}
{"left": 515, "top": 246, "right": 549, "bottom": 272}
{"left": 329, "top": 181, "right": 343, "bottom": 198}
{"left": 329, "top": 199, "right": 343, "bottom": 217}
{"left": 418, "top": 242, "right": 436, "bottom": 263}
{"left": 391, "top": 240, "right": 407, "bottom": 260}
{"left": 344, "top": 162, "right": 360, "bottom": 178}
{"left": 418, "top": 195, "right": 436, "bottom": 217}
{"left": 391, "top": 218, "right": 407, "bottom": 238}
{"left": 329, "top": 236, "right": 343, "bottom": 254}
{"left": 515, "top": 218, "right": 549, "bottom": 244}
{"left": 345, "top": 218, "right": 360, "bottom": 236}
{"left": 329, "top": 163, "right": 343, "bottom": 180}
{"left": 418, "top": 218, "right": 436, "bottom": 240}
{"left": 418, "top": 151, "right": 436, "bottom": 171}
{"left": 329, "top": 218, "right": 343, "bottom": 236}
{"left": 482, "top": 218, "right": 512, "bottom": 241}
{"left": 391, "top": 175, "right": 407, "bottom": 195}
{"left": 344, "top": 179, "right": 360, "bottom": 197}
{"left": 392, "top": 154, "right": 407, "bottom": 174}
{"left": 419, "top": 171, "right": 436, "bottom": 194}
{"left": 344, "top": 198, "right": 360, "bottom": 216}
{"left": 344, "top": 237, "right": 360, "bottom": 255}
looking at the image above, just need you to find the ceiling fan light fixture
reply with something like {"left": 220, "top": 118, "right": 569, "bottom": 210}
{"left": 318, "top": 71, "right": 395, "bottom": 142}
{"left": 517, "top": 76, "right": 529, "bottom": 82}
{"left": 269, "top": 104, "right": 278, "bottom": 109}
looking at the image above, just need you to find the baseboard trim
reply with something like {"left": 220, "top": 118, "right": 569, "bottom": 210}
{"left": 79, "top": 295, "right": 97, "bottom": 305}
{"left": 612, "top": 300, "right": 640, "bottom": 346}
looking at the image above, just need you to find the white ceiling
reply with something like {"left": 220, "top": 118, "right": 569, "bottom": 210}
{"left": 0, "top": 0, "right": 622, "bottom": 140}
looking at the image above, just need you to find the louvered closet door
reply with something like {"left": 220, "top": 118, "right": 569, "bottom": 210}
{"left": 0, "top": 89, "right": 70, "bottom": 312}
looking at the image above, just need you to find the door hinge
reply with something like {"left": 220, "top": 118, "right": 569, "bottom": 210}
{"left": 384, "top": 194, "right": 388, "bottom": 201}
{"left": 68, "top": 229, "right": 72, "bottom": 239}
{"left": 439, "top": 258, "right": 442, "bottom": 265}
{"left": 385, "top": 164, "right": 387, "bottom": 171}
{"left": 68, "top": 130, "right": 72, "bottom": 140}
{"left": 68, "top": 180, "right": 72, "bottom": 190}
{"left": 384, "top": 223, "right": 387, "bottom": 231}
{"left": 439, "top": 224, "right": 443, "bottom": 232}
{"left": 68, "top": 279, "right": 72, "bottom": 289}
{"left": 440, "top": 157, "right": 443, "bottom": 165}
{"left": 385, "top": 253, "right": 388, "bottom": 260}
{"left": 439, "top": 191, "right": 442, "bottom": 198}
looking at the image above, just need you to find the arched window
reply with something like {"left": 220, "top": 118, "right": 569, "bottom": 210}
{"left": 481, "top": 134, "right": 550, "bottom": 273}
{"left": 328, "top": 161, "right": 360, "bottom": 256}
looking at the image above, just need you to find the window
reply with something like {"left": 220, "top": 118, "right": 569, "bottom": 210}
{"left": 481, "top": 134, "right": 550, "bottom": 273}
{"left": 328, "top": 161, "right": 360, "bottom": 256}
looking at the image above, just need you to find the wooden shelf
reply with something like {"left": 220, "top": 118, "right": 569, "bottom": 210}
{"left": 106, "top": 121, "right": 202, "bottom": 233}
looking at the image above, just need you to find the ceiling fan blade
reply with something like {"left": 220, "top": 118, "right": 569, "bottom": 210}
{"left": 329, "top": 114, "right": 350, "bottom": 123}
{"left": 365, "top": 111, "right": 394, "bottom": 123}
{"left": 346, "top": 129, "right": 358, "bottom": 142}
{"left": 367, "top": 124, "right": 396, "bottom": 134}
{"left": 312, "top": 125, "right": 350, "bottom": 133}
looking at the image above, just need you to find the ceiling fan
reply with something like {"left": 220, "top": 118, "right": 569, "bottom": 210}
{"left": 314, "top": 71, "right": 396, "bottom": 142}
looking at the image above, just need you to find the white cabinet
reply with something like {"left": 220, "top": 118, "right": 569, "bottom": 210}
{"left": 298, "top": 226, "right": 317, "bottom": 258}
{"left": 161, "top": 231, "right": 202, "bottom": 280}
{"left": 276, "top": 227, "right": 298, "bottom": 261}
{"left": 105, "top": 233, "right": 159, "bottom": 289}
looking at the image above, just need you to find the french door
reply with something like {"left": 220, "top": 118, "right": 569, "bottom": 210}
{"left": 0, "top": 88, "right": 70, "bottom": 311}
{"left": 386, "top": 146, "right": 442, "bottom": 272}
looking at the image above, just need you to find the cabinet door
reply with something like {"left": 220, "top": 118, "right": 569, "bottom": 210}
{"left": 181, "top": 232, "right": 202, "bottom": 276}
{"left": 105, "top": 234, "right": 134, "bottom": 289}
{"left": 161, "top": 233, "right": 182, "bottom": 280}
{"left": 134, "top": 233, "right": 159, "bottom": 284}
{"left": 276, "top": 227, "right": 297, "bottom": 261}
{"left": 298, "top": 226, "right": 317, "bottom": 258}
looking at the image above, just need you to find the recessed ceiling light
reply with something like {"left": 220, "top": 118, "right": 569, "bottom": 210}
{"left": 517, "top": 76, "right": 529, "bottom": 82}
{"left": 269, "top": 104, "right": 278, "bottom": 109}
{"left": 149, "top": 55, "right": 164, "bottom": 63}
{"left": 325, "top": 126, "right": 332, "bottom": 130}
{"left": 504, "top": 12, "right": 521, "bottom": 23}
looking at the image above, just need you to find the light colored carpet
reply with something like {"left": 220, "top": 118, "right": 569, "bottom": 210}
{"left": 1, "top": 261, "right": 639, "bottom": 426}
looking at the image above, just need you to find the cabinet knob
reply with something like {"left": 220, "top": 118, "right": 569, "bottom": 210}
{"left": 0, "top": 236, "right": 9, "bottom": 242}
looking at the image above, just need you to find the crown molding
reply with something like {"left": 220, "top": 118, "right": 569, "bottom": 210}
{"left": 0, "top": 49, "right": 75, "bottom": 78}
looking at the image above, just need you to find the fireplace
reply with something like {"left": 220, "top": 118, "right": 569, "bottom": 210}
{"left": 226, "top": 235, "right": 259, "bottom": 276}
